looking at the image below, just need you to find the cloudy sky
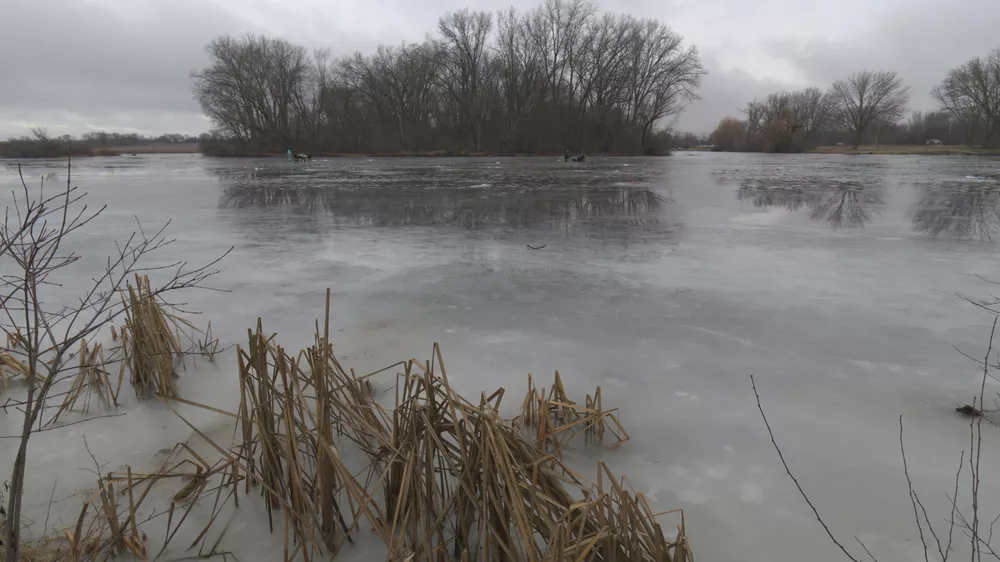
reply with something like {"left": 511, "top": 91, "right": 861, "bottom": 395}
{"left": 1, "top": 0, "right": 997, "bottom": 137}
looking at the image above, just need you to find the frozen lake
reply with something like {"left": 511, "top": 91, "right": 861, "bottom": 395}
{"left": 3, "top": 152, "right": 1000, "bottom": 561}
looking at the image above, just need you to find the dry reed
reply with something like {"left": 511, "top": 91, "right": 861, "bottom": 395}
{"left": 7, "top": 443, "right": 245, "bottom": 562}
{"left": 48, "top": 340, "right": 117, "bottom": 425}
{"left": 119, "top": 274, "right": 200, "bottom": 398}
{"left": 517, "top": 372, "right": 630, "bottom": 456}
{"left": 226, "top": 290, "right": 690, "bottom": 561}
{"left": 11, "top": 289, "right": 690, "bottom": 562}
{"left": 0, "top": 330, "right": 33, "bottom": 388}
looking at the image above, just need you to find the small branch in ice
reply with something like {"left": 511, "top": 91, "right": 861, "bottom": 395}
{"left": 751, "top": 374, "right": 864, "bottom": 562}
{"left": 0, "top": 412, "right": 127, "bottom": 439}
{"left": 900, "top": 415, "right": 932, "bottom": 562}
{"left": 42, "top": 477, "right": 56, "bottom": 535}
{"left": 526, "top": 244, "right": 546, "bottom": 250}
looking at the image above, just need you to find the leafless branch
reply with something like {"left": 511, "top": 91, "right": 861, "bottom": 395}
{"left": 0, "top": 413, "right": 128, "bottom": 439}
{"left": 751, "top": 374, "right": 863, "bottom": 562}
{"left": 947, "top": 451, "right": 966, "bottom": 561}
{"left": 855, "top": 536, "right": 880, "bottom": 562}
{"left": 901, "top": 415, "right": 932, "bottom": 562}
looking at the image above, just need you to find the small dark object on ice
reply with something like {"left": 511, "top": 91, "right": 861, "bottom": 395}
{"left": 957, "top": 404, "right": 983, "bottom": 417}
{"left": 527, "top": 244, "right": 546, "bottom": 250}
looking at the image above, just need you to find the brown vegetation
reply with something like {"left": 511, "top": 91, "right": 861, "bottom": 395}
{"left": 0, "top": 159, "right": 689, "bottom": 561}
{"left": 742, "top": 88, "right": 834, "bottom": 153}
{"left": 0, "top": 160, "right": 228, "bottom": 561}
{"left": 4, "top": 291, "right": 692, "bottom": 562}
{"left": 709, "top": 117, "right": 745, "bottom": 152}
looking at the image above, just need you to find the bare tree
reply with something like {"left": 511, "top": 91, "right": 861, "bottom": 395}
{"left": 437, "top": 9, "right": 495, "bottom": 152}
{"left": 495, "top": 7, "right": 543, "bottom": 149}
{"left": 191, "top": 2, "right": 704, "bottom": 155}
{"left": 342, "top": 43, "right": 439, "bottom": 151}
{"left": 574, "top": 14, "right": 631, "bottom": 149}
{"left": 292, "top": 49, "right": 336, "bottom": 151}
{"left": 620, "top": 18, "right": 704, "bottom": 151}
{"left": 1, "top": 161, "right": 228, "bottom": 561}
{"left": 794, "top": 88, "right": 836, "bottom": 144}
{"left": 829, "top": 69, "right": 910, "bottom": 148}
{"left": 933, "top": 49, "right": 1000, "bottom": 148}
{"left": 742, "top": 88, "right": 834, "bottom": 152}
{"left": 192, "top": 34, "right": 308, "bottom": 152}
{"left": 29, "top": 127, "right": 49, "bottom": 143}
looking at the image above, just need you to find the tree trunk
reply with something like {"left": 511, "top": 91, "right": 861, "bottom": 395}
{"left": 5, "top": 382, "right": 34, "bottom": 562}
{"left": 852, "top": 129, "right": 863, "bottom": 150}
{"left": 641, "top": 120, "right": 654, "bottom": 153}
{"left": 397, "top": 116, "right": 407, "bottom": 152}
{"left": 983, "top": 122, "right": 999, "bottom": 149}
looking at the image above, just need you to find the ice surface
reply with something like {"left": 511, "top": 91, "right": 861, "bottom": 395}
{"left": 2, "top": 153, "right": 1000, "bottom": 561}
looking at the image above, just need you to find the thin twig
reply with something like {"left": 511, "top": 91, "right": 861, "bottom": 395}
{"left": 83, "top": 434, "right": 107, "bottom": 481}
{"left": 946, "top": 450, "right": 966, "bottom": 561}
{"left": 751, "top": 374, "right": 863, "bottom": 562}
{"left": 972, "top": 318, "right": 997, "bottom": 562}
{"left": 0, "top": 412, "right": 127, "bottom": 438}
{"left": 855, "top": 536, "right": 880, "bottom": 562}
{"left": 901, "top": 415, "right": 931, "bottom": 562}
{"left": 42, "top": 476, "right": 57, "bottom": 535}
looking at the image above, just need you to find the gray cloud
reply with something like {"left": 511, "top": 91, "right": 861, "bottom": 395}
{"left": 0, "top": 0, "right": 246, "bottom": 136}
{"left": 765, "top": 0, "right": 1000, "bottom": 115}
{"left": 1, "top": 0, "right": 996, "bottom": 138}
{"left": 674, "top": 58, "right": 796, "bottom": 133}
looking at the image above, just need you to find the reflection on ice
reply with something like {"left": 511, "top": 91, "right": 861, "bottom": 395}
{"left": 736, "top": 177, "right": 884, "bottom": 229}
{"left": 913, "top": 175, "right": 1000, "bottom": 240}
{"left": 216, "top": 162, "right": 678, "bottom": 239}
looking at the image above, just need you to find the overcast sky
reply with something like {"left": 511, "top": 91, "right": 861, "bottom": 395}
{"left": 1, "top": 0, "right": 998, "bottom": 137}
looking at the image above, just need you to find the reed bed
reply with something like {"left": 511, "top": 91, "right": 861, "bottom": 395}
{"left": 11, "top": 289, "right": 691, "bottom": 562}
{"left": 198, "top": 321, "right": 221, "bottom": 362}
{"left": 48, "top": 340, "right": 118, "bottom": 425}
{"left": 118, "top": 274, "right": 204, "bottom": 399}
{"left": 0, "top": 330, "right": 33, "bottom": 389}
{"left": 225, "top": 290, "right": 691, "bottom": 561}
{"left": 3, "top": 443, "right": 243, "bottom": 562}
{"left": 517, "top": 372, "right": 629, "bottom": 456}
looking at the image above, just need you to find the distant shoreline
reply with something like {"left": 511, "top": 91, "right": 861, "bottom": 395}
{"left": 809, "top": 145, "right": 1000, "bottom": 156}
{"left": 14, "top": 144, "right": 1000, "bottom": 158}
{"left": 202, "top": 150, "right": 667, "bottom": 158}
{"left": 674, "top": 145, "right": 1000, "bottom": 156}
{"left": 1, "top": 146, "right": 671, "bottom": 158}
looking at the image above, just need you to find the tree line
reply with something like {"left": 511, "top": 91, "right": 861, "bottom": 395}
{"left": 0, "top": 129, "right": 200, "bottom": 158}
{"left": 192, "top": 0, "right": 705, "bottom": 156}
{"left": 705, "top": 49, "right": 1000, "bottom": 152}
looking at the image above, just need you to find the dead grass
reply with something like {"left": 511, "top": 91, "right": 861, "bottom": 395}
{"left": 118, "top": 274, "right": 202, "bottom": 399}
{"left": 0, "top": 331, "right": 34, "bottom": 389}
{"left": 226, "top": 289, "right": 690, "bottom": 561}
{"left": 812, "top": 144, "right": 1000, "bottom": 156}
{"left": 8, "top": 289, "right": 691, "bottom": 562}
{"left": 517, "top": 371, "right": 629, "bottom": 456}
{"left": 48, "top": 340, "right": 117, "bottom": 424}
